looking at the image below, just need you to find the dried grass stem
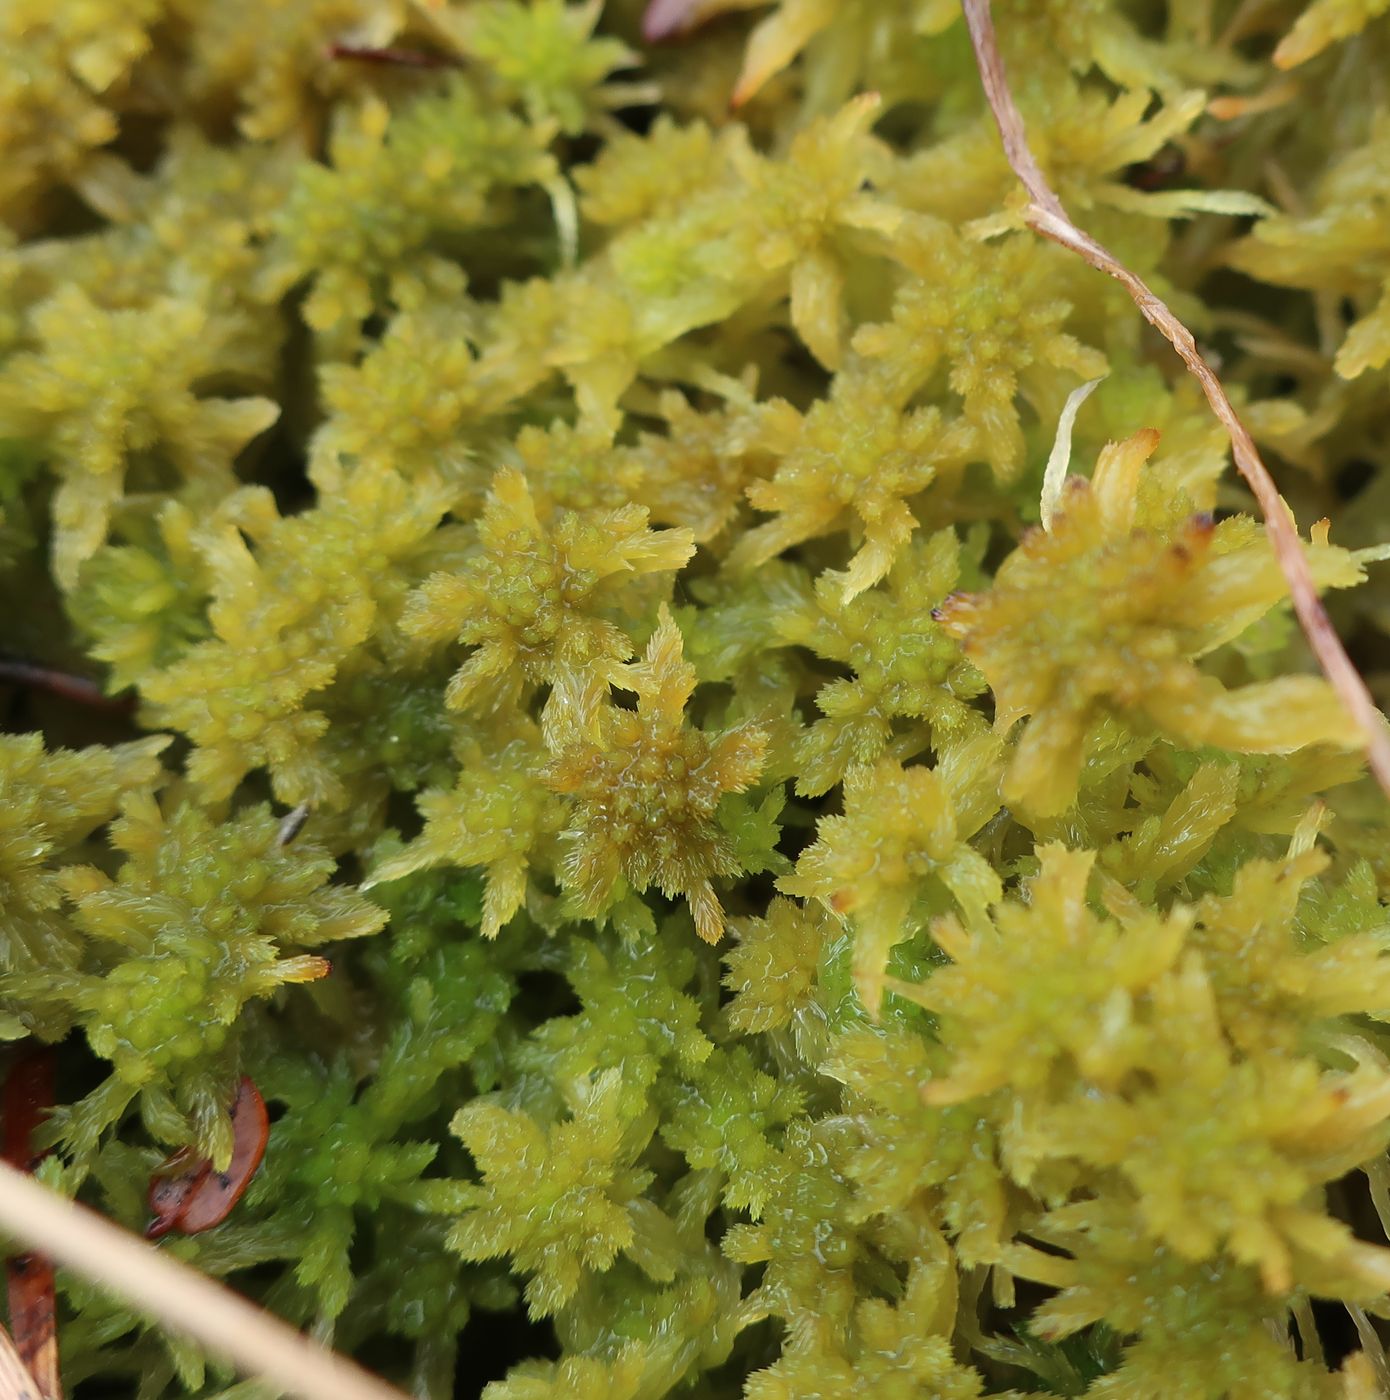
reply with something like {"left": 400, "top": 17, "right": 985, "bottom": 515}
{"left": 961, "top": 0, "right": 1390, "bottom": 799}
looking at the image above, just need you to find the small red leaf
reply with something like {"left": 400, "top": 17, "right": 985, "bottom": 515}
{"left": 145, "top": 1078, "right": 270, "bottom": 1238}
{"left": 145, "top": 1147, "right": 210, "bottom": 1240}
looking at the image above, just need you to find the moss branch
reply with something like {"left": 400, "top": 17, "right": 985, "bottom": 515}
{"left": 960, "top": 0, "right": 1390, "bottom": 801}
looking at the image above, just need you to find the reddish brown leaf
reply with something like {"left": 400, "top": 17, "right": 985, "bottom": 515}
{"left": 145, "top": 1079, "right": 269, "bottom": 1239}
{"left": 145, "top": 1148, "right": 209, "bottom": 1241}
{"left": 175, "top": 1080, "right": 269, "bottom": 1233}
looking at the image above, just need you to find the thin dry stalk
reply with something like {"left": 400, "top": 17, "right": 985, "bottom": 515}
{"left": 960, "top": 0, "right": 1390, "bottom": 800}
{"left": 0, "top": 1160, "right": 406, "bottom": 1400}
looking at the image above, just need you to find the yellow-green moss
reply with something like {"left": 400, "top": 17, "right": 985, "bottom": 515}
{"left": 1, "top": 2, "right": 1389, "bottom": 1398}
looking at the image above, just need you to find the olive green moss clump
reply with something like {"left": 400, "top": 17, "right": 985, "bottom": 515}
{"left": 3, "top": 1, "right": 1390, "bottom": 1396}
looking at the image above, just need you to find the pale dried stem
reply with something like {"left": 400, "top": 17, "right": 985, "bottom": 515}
{"left": 960, "top": 0, "right": 1390, "bottom": 800}
{"left": 0, "top": 1160, "right": 406, "bottom": 1400}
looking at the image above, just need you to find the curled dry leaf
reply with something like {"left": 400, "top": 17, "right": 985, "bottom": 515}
{"left": 146, "top": 1078, "right": 269, "bottom": 1239}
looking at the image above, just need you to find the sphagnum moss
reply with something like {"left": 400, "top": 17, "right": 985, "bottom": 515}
{"left": 1, "top": 2, "right": 1390, "bottom": 1397}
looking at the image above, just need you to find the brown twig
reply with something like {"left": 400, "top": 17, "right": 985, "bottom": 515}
{"left": 327, "top": 42, "right": 461, "bottom": 69}
{"left": 960, "top": 0, "right": 1390, "bottom": 800}
{"left": 0, "top": 658, "right": 131, "bottom": 715}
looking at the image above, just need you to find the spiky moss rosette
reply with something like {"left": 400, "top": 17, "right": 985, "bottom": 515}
{"left": 3, "top": 0, "right": 1390, "bottom": 1396}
